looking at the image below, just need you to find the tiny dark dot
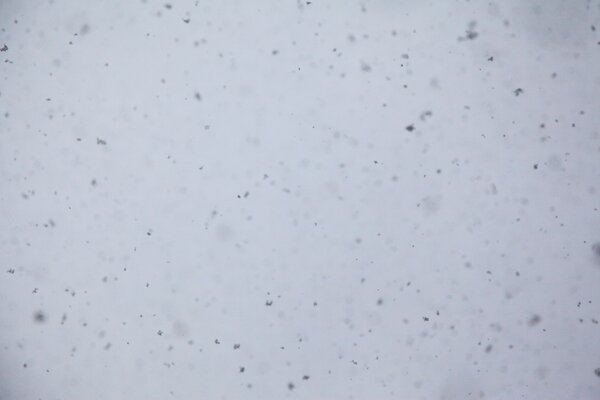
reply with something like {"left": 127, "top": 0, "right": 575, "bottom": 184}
{"left": 33, "top": 311, "right": 46, "bottom": 323}
{"left": 528, "top": 314, "right": 541, "bottom": 327}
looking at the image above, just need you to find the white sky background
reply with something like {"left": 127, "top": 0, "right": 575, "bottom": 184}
{"left": 0, "top": 0, "right": 599, "bottom": 399}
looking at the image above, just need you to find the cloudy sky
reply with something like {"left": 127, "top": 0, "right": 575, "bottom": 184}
{"left": 1, "top": 1, "right": 599, "bottom": 399}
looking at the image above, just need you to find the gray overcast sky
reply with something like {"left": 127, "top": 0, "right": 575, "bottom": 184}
{"left": 1, "top": 1, "right": 599, "bottom": 399}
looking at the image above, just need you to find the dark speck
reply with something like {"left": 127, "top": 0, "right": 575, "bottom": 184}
{"left": 288, "top": 382, "right": 295, "bottom": 390}
{"left": 591, "top": 242, "right": 600, "bottom": 262}
{"left": 528, "top": 314, "right": 541, "bottom": 326}
{"left": 182, "top": 18, "right": 190, "bottom": 23}
{"left": 302, "top": 375, "right": 310, "bottom": 380}
{"left": 265, "top": 300, "right": 273, "bottom": 306}
{"left": 514, "top": 88, "right": 524, "bottom": 96}
{"left": 465, "top": 30, "right": 478, "bottom": 40}
{"left": 459, "top": 21, "right": 478, "bottom": 41}
{"left": 405, "top": 124, "right": 415, "bottom": 132}
{"left": 0, "top": 44, "right": 7, "bottom": 52}
{"left": 595, "top": 368, "right": 600, "bottom": 377}
{"left": 419, "top": 111, "right": 432, "bottom": 121}
{"left": 34, "top": 311, "right": 46, "bottom": 323}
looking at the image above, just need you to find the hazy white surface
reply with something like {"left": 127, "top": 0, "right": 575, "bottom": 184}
{"left": 1, "top": 1, "right": 600, "bottom": 399}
